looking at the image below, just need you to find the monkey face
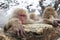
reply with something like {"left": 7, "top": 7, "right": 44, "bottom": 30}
{"left": 18, "top": 11, "right": 27, "bottom": 24}
{"left": 18, "top": 13, "right": 26, "bottom": 19}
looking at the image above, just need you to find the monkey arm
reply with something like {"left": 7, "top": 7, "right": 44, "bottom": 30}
{"left": 54, "top": 19, "right": 60, "bottom": 23}
{"left": 4, "top": 18, "right": 26, "bottom": 38}
{"left": 43, "top": 19, "right": 53, "bottom": 24}
{"left": 13, "top": 25, "right": 26, "bottom": 38}
{"left": 43, "top": 19, "right": 59, "bottom": 27}
{"left": 53, "top": 19, "right": 60, "bottom": 27}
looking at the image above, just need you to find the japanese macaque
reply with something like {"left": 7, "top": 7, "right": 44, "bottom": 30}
{"left": 29, "top": 12, "right": 39, "bottom": 21}
{"left": 42, "top": 6, "right": 60, "bottom": 27}
{"left": 4, "top": 18, "right": 25, "bottom": 38}
{"left": 4, "top": 7, "right": 35, "bottom": 39}
{"left": 10, "top": 8, "right": 34, "bottom": 24}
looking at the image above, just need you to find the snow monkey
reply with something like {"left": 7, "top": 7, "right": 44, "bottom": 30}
{"left": 10, "top": 8, "right": 34, "bottom": 24}
{"left": 29, "top": 12, "right": 39, "bottom": 21}
{"left": 4, "top": 7, "right": 34, "bottom": 38}
{"left": 42, "top": 6, "right": 60, "bottom": 27}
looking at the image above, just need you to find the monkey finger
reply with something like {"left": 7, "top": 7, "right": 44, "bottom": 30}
{"left": 13, "top": 28, "right": 20, "bottom": 36}
{"left": 19, "top": 29, "right": 26, "bottom": 38}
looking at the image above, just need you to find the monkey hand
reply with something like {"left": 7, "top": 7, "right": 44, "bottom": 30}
{"left": 52, "top": 20, "right": 58, "bottom": 27}
{"left": 13, "top": 25, "right": 25, "bottom": 38}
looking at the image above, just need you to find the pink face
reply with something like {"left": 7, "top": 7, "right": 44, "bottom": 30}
{"left": 18, "top": 12, "right": 26, "bottom": 24}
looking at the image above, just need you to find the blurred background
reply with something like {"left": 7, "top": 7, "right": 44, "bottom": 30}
{"left": 0, "top": 0, "right": 60, "bottom": 27}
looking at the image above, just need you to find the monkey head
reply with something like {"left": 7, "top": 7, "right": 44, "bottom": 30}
{"left": 11, "top": 8, "right": 28, "bottom": 24}
{"left": 42, "top": 7, "right": 58, "bottom": 19}
{"left": 29, "top": 13, "right": 39, "bottom": 21}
